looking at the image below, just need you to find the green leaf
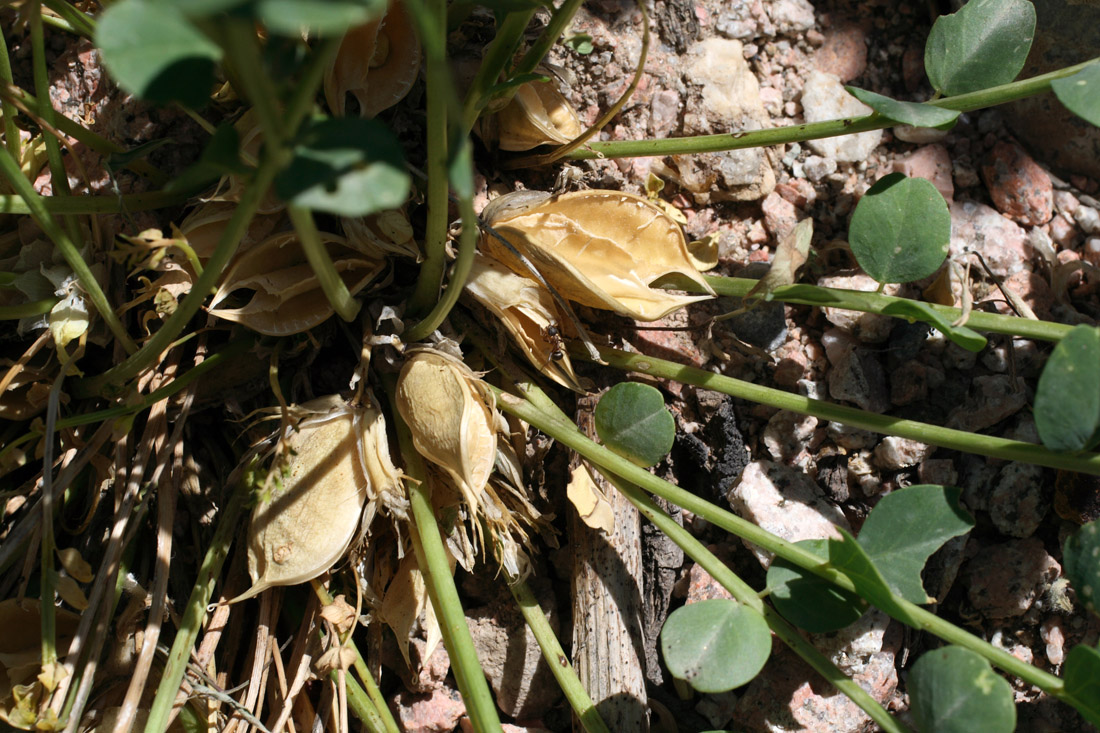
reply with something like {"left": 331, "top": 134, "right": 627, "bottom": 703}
{"left": 660, "top": 599, "right": 771, "bottom": 694}
{"left": 1035, "top": 325, "right": 1100, "bottom": 452}
{"left": 256, "top": 0, "right": 388, "bottom": 35}
{"left": 96, "top": 0, "right": 221, "bottom": 109}
{"left": 105, "top": 138, "right": 174, "bottom": 171}
{"left": 827, "top": 530, "right": 897, "bottom": 610}
{"left": 849, "top": 173, "right": 951, "bottom": 284}
{"left": 1064, "top": 520, "right": 1100, "bottom": 617}
{"left": 274, "top": 117, "right": 410, "bottom": 217}
{"left": 880, "top": 300, "right": 987, "bottom": 352}
{"left": 1052, "top": 64, "right": 1100, "bottom": 128}
{"left": 594, "top": 382, "right": 676, "bottom": 468}
{"left": 924, "top": 0, "right": 1036, "bottom": 96}
{"left": 1064, "top": 644, "right": 1100, "bottom": 727}
{"left": 564, "top": 33, "right": 594, "bottom": 55}
{"left": 909, "top": 646, "right": 1016, "bottom": 733}
{"left": 165, "top": 124, "right": 248, "bottom": 194}
{"left": 856, "top": 485, "right": 973, "bottom": 604}
{"left": 846, "top": 87, "right": 960, "bottom": 129}
{"left": 766, "top": 539, "right": 867, "bottom": 633}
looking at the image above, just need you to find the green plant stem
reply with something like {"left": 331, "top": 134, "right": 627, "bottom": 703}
{"left": 704, "top": 276, "right": 1074, "bottom": 344}
{"left": 0, "top": 85, "right": 168, "bottom": 185}
{"left": 391, "top": 416, "right": 503, "bottom": 732}
{"left": 144, "top": 482, "right": 248, "bottom": 733}
{"left": 287, "top": 204, "right": 361, "bottom": 322}
{"left": 406, "top": 0, "right": 451, "bottom": 317}
{"left": 0, "top": 189, "right": 192, "bottom": 216}
{"left": 512, "top": 0, "right": 585, "bottom": 77}
{"left": 599, "top": 472, "right": 910, "bottom": 733}
{"left": 68, "top": 152, "right": 280, "bottom": 398}
{"left": 41, "top": 0, "right": 95, "bottom": 38}
{"left": 0, "top": 146, "right": 138, "bottom": 354}
{"left": 216, "top": 20, "right": 287, "bottom": 151}
{"left": 29, "top": 1, "right": 80, "bottom": 244}
{"left": 592, "top": 344, "right": 1100, "bottom": 474}
{"left": 507, "top": 578, "right": 610, "bottom": 733}
{"left": 312, "top": 583, "right": 400, "bottom": 733}
{"left": 461, "top": 9, "right": 537, "bottom": 131}
{"left": 0, "top": 298, "right": 58, "bottom": 320}
{"left": 336, "top": 670, "right": 387, "bottom": 733}
{"left": 0, "top": 30, "right": 22, "bottom": 162}
{"left": 404, "top": 178, "right": 477, "bottom": 341}
{"left": 490, "top": 385, "right": 1069, "bottom": 702}
{"left": 552, "top": 57, "right": 1100, "bottom": 161}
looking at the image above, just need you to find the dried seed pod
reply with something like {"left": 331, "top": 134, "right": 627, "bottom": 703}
{"left": 481, "top": 190, "right": 716, "bottom": 321}
{"left": 208, "top": 230, "right": 385, "bottom": 336}
{"left": 178, "top": 202, "right": 280, "bottom": 262}
{"left": 464, "top": 253, "right": 582, "bottom": 391}
{"left": 235, "top": 393, "right": 400, "bottom": 602}
{"left": 342, "top": 208, "right": 420, "bottom": 260}
{"left": 206, "top": 111, "right": 284, "bottom": 214}
{"left": 324, "top": 1, "right": 420, "bottom": 118}
{"left": 478, "top": 77, "right": 584, "bottom": 151}
{"left": 396, "top": 349, "right": 497, "bottom": 514}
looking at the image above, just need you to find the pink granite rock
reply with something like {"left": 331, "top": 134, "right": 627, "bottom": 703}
{"left": 966, "top": 537, "right": 1061, "bottom": 619}
{"left": 392, "top": 686, "right": 467, "bottom": 733}
{"left": 981, "top": 141, "right": 1054, "bottom": 226}
{"left": 813, "top": 21, "right": 868, "bottom": 83}
{"left": 762, "top": 190, "right": 802, "bottom": 241}
{"left": 893, "top": 144, "right": 954, "bottom": 203}
{"left": 949, "top": 200, "right": 1031, "bottom": 277}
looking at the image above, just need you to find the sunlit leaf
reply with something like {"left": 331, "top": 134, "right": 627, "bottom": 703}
{"left": 1035, "top": 326, "right": 1100, "bottom": 451}
{"left": 661, "top": 599, "right": 771, "bottom": 693}
{"left": 909, "top": 646, "right": 1016, "bottom": 732}
{"left": 846, "top": 87, "right": 959, "bottom": 129}
{"left": 1052, "top": 64, "right": 1100, "bottom": 127}
{"left": 595, "top": 382, "right": 675, "bottom": 468}
{"left": 257, "top": 0, "right": 388, "bottom": 35}
{"left": 924, "top": 0, "right": 1036, "bottom": 96}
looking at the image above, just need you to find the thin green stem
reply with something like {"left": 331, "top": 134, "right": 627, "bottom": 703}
{"left": 461, "top": 9, "right": 537, "bottom": 131}
{"left": 144, "top": 482, "right": 247, "bottom": 733}
{"left": 548, "top": 57, "right": 1100, "bottom": 162}
{"left": 490, "top": 384, "right": 1068, "bottom": 702}
{"left": 0, "top": 297, "right": 58, "bottom": 320}
{"left": 587, "top": 344, "right": 1100, "bottom": 474}
{"left": 512, "top": 0, "right": 585, "bottom": 77}
{"left": 312, "top": 583, "right": 400, "bottom": 733}
{"left": 287, "top": 204, "right": 361, "bottom": 322}
{"left": 68, "top": 150, "right": 282, "bottom": 398}
{"left": 389, "top": 378, "right": 503, "bottom": 732}
{"left": 41, "top": 0, "right": 95, "bottom": 38}
{"left": 704, "top": 276, "right": 1074, "bottom": 344}
{"left": 0, "top": 30, "right": 22, "bottom": 162}
{"left": 508, "top": 578, "right": 610, "bottom": 733}
{"left": 406, "top": 0, "right": 451, "bottom": 316}
{"left": 337, "top": 671, "right": 387, "bottom": 733}
{"left": 0, "top": 189, "right": 192, "bottom": 216}
{"left": 285, "top": 35, "right": 343, "bottom": 131}
{"left": 0, "top": 146, "right": 138, "bottom": 353}
{"left": 404, "top": 166, "right": 477, "bottom": 341}
{"left": 1, "top": 85, "right": 169, "bottom": 185}
{"left": 216, "top": 20, "right": 287, "bottom": 150}
{"left": 599, "top": 471, "right": 910, "bottom": 733}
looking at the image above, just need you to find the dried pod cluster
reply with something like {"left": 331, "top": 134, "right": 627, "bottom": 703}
{"left": 476, "top": 77, "right": 584, "bottom": 151}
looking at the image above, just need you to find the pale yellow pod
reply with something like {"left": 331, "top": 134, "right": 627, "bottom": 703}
{"left": 341, "top": 208, "right": 420, "bottom": 260}
{"left": 492, "top": 78, "right": 584, "bottom": 151}
{"left": 480, "top": 190, "right": 715, "bottom": 321}
{"left": 208, "top": 230, "right": 384, "bottom": 336}
{"left": 324, "top": 1, "right": 420, "bottom": 118}
{"left": 396, "top": 350, "right": 497, "bottom": 513}
{"left": 464, "top": 253, "right": 583, "bottom": 391}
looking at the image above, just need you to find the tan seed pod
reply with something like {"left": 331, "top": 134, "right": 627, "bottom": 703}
{"left": 480, "top": 77, "right": 584, "bottom": 151}
{"left": 178, "top": 202, "right": 280, "bottom": 261}
{"left": 464, "top": 253, "right": 583, "bottom": 391}
{"left": 324, "top": 1, "right": 420, "bottom": 118}
{"left": 480, "top": 189, "right": 716, "bottom": 321}
{"left": 205, "top": 111, "right": 284, "bottom": 215}
{"left": 396, "top": 350, "right": 497, "bottom": 514}
{"left": 234, "top": 394, "right": 394, "bottom": 602}
{"left": 208, "top": 230, "right": 385, "bottom": 336}
{"left": 341, "top": 208, "right": 420, "bottom": 260}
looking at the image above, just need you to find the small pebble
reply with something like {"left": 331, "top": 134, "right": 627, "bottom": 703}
{"left": 981, "top": 141, "right": 1054, "bottom": 226}
{"left": 801, "top": 70, "right": 883, "bottom": 162}
{"left": 966, "top": 537, "right": 1061, "bottom": 619}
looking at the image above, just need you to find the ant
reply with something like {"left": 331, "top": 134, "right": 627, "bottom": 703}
{"left": 541, "top": 321, "right": 565, "bottom": 362}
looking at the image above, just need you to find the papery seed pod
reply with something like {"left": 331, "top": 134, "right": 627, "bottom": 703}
{"left": 396, "top": 350, "right": 497, "bottom": 514}
{"left": 206, "top": 111, "right": 284, "bottom": 214}
{"left": 208, "top": 230, "right": 385, "bottom": 336}
{"left": 477, "top": 77, "right": 584, "bottom": 151}
{"left": 480, "top": 190, "right": 716, "bottom": 321}
{"left": 324, "top": 1, "right": 420, "bottom": 118}
{"left": 464, "top": 253, "right": 583, "bottom": 391}
{"left": 178, "top": 202, "right": 280, "bottom": 261}
{"left": 342, "top": 208, "right": 420, "bottom": 260}
{"left": 235, "top": 393, "right": 402, "bottom": 603}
